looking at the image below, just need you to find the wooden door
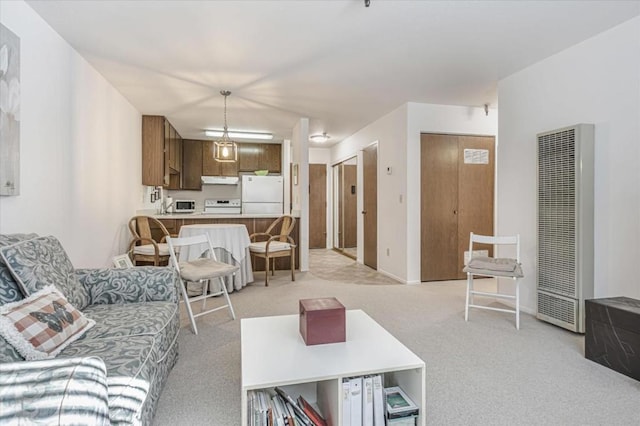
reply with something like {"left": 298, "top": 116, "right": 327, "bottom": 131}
{"left": 421, "top": 134, "right": 495, "bottom": 281}
{"left": 421, "top": 134, "right": 459, "bottom": 281}
{"left": 342, "top": 164, "right": 357, "bottom": 250}
{"left": 336, "top": 164, "right": 344, "bottom": 249}
{"left": 363, "top": 144, "right": 378, "bottom": 269}
{"left": 457, "top": 136, "right": 495, "bottom": 272}
{"left": 309, "top": 164, "right": 327, "bottom": 248}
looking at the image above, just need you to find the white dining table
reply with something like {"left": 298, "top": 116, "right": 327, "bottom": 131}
{"left": 178, "top": 223, "right": 254, "bottom": 292}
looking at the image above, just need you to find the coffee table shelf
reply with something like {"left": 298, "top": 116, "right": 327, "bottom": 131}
{"left": 241, "top": 309, "right": 426, "bottom": 425}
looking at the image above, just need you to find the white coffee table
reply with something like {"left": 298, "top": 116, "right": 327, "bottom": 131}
{"left": 241, "top": 309, "right": 426, "bottom": 425}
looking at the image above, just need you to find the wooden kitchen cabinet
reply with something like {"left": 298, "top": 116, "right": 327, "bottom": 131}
{"left": 182, "top": 139, "right": 203, "bottom": 190}
{"left": 261, "top": 143, "right": 281, "bottom": 173}
{"left": 238, "top": 143, "right": 281, "bottom": 173}
{"left": 202, "top": 141, "right": 239, "bottom": 176}
{"left": 142, "top": 115, "right": 182, "bottom": 188}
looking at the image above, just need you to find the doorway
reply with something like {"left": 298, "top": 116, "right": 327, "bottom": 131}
{"left": 333, "top": 157, "right": 357, "bottom": 259}
{"left": 309, "top": 164, "right": 327, "bottom": 248}
{"left": 420, "top": 133, "right": 495, "bottom": 281}
{"left": 362, "top": 143, "right": 377, "bottom": 269}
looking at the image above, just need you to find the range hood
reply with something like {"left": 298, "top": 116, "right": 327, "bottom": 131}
{"left": 201, "top": 176, "right": 240, "bottom": 185}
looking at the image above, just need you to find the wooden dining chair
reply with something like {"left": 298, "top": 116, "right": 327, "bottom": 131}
{"left": 248, "top": 215, "right": 296, "bottom": 286}
{"left": 127, "top": 215, "right": 171, "bottom": 266}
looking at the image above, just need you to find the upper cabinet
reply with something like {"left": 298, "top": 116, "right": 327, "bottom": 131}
{"left": 142, "top": 115, "right": 182, "bottom": 188}
{"left": 182, "top": 139, "right": 203, "bottom": 190}
{"left": 238, "top": 143, "right": 281, "bottom": 173}
{"left": 202, "top": 141, "right": 239, "bottom": 177}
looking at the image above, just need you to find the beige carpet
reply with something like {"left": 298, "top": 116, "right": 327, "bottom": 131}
{"left": 153, "top": 250, "right": 640, "bottom": 426}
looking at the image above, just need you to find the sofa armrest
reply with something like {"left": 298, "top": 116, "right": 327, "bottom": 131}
{"left": 0, "top": 356, "right": 110, "bottom": 425}
{"left": 76, "top": 266, "right": 179, "bottom": 305}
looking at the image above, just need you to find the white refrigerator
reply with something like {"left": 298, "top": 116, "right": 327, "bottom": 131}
{"left": 241, "top": 175, "right": 284, "bottom": 214}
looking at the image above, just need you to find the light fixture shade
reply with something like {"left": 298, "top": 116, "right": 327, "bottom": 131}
{"left": 310, "top": 132, "right": 330, "bottom": 143}
{"left": 214, "top": 140, "right": 238, "bottom": 163}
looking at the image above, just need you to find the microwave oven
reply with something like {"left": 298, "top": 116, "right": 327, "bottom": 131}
{"left": 174, "top": 200, "right": 196, "bottom": 213}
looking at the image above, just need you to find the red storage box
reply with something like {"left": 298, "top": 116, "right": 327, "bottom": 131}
{"left": 299, "top": 297, "right": 346, "bottom": 346}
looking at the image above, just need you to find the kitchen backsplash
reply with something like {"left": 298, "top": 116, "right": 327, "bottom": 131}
{"left": 167, "top": 185, "right": 241, "bottom": 210}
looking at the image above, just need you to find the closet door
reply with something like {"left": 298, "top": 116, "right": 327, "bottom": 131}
{"left": 421, "top": 134, "right": 495, "bottom": 281}
{"left": 421, "top": 134, "right": 459, "bottom": 281}
{"left": 457, "top": 136, "right": 495, "bottom": 275}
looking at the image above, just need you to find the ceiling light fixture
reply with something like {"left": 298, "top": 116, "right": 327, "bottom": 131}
{"left": 204, "top": 129, "right": 273, "bottom": 140}
{"left": 309, "top": 132, "right": 330, "bottom": 143}
{"left": 214, "top": 90, "right": 238, "bottom": 163}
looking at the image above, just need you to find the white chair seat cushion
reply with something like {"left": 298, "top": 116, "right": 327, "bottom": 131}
{"left": 133, "top": 243, "right": 170, "bottom": 256}
{"left": 178, "top": 258, "right": 239, "bottom": 282}
{"left": 463, "top": 256, "right": 523, "bottom": 278}
{"left": 248, "top": 241, "right": 291, "bottom": 254}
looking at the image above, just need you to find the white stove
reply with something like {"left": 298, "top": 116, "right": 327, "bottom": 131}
{"left": 204, "top": 199, "right": 242, "bottom": 214}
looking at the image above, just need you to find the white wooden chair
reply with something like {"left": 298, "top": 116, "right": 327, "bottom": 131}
{"left": 463, "top": 233, "right": 524, "bottom": 329}
{"left": 166, "top": 234, "right": 238, "bottom": 334}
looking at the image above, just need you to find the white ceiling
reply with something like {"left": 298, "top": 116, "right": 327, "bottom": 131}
{"left": 27, "top": 0, "right": 640, "bottom": 146}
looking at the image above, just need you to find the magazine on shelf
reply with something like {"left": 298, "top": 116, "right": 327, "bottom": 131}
{"left": 274, "top": 387, "right": 313, "bottom": 426}
{"left": 297, "top": 395, "right": 327, "bottom": 426}
{"left": 384, "top": 386, "right": 419, "bottom": 419}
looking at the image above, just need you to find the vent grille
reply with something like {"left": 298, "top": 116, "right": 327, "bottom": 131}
{"left": 538, "top": 128, "right": 576, "bottom": 297}
{"left": 537, "top": 124, "right": 594, "bottom": 333}
{"left": 537, "top": 291, "right": 577, "bottom": 331}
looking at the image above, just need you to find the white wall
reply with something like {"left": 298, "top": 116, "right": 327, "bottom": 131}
{"left": 332, "top": 102, "right": 496, "bottom": 283}
{"left": 291, "top": 118, "right": 309, "bottom": 271}
{"left": 333, "top": 105, "right": 407, "bottom": 280}
{"left": 497, "top": 16, "right": 640, "bottom": 313}
{"left": 0, "top": 1, "right": 141, "bottom": 267}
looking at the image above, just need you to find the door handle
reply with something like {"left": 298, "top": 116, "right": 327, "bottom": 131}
{"left": 362, "top": 210, "right": 367, "bottom": 214}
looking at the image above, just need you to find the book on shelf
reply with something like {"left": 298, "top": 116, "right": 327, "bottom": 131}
{"left": 384, "top": 386, "right": 419, "bottom": 419}
{"left": 372, "top": 374, "right": 385, "bottom": 426}
{"left": 348, "top": 377, "right": 363, "bottom": 425}
{"left": 297, "top": 395, "right": 327, "bottom": 426}
{"left": 363, "top": 376, "right": 374, "bottom": 425}
{"left": 274, "top": 387, "right": 313, "bottom": 426}
{"left": 342, "top": 379, "right": 351, "bottom": 426}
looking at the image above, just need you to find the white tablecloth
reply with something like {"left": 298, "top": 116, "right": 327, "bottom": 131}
{"left": 178, "top": 224, "right": 254, "bottom": 292}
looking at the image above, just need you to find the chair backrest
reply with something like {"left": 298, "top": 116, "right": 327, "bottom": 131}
{"left": 266, "top": 215, "right": 296, "bottom": 242}
{"left": 166, "top": 234, "right": 218, "bottom": 273}
{"left": 129, "top": 216, "right": 170, "bottom": 245}
{"left": 469, "top": 232, "right": 520, "bottom": 262}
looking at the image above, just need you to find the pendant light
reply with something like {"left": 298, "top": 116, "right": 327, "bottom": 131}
{"left": 214, "top": 90, "right": 238, "bottom": 163}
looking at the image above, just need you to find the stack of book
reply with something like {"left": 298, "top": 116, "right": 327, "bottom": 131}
{"left": 341, "top": 374, "right": 386, "bottom": 425}
{"left": 384, "top": 386, "right": 419, "bottom": 425}
{"left": 247, "top": 387, "right": 327, "bottom": 426}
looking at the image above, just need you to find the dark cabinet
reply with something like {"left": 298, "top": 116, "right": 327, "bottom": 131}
{"left": 202, "top": 141, "right": 239, "bottom": 176}
{"left": 238, "top": 143, "right": 281, "bottom": 173}
{"left": 142, "top": 115, "right": 182, "bottom": 188}
{"left": 182, "top": 139, "right": 203, "bottom": 190}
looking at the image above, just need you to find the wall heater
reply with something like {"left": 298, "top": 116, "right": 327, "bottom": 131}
{"left": 537, "top": 124, "right": 594, "bottom": 333}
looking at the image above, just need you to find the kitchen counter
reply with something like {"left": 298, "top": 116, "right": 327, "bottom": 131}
{"left": 136, "top": 210, "right": 301, "bottom": 273}
{"left": 135, "top": 210, "right": 299, "bottom": 219}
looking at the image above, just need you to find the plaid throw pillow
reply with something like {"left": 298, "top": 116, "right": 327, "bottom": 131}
{"left": 0, "top": 285, "right": 95, "bottom": 360}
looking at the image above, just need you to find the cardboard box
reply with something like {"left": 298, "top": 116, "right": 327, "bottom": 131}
{"left": 299, "top": 297, "right": 346, "bottom": 345}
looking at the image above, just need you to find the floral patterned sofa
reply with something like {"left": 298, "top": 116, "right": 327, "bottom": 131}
{"left": 0, "top": 233, "right": 180, "bottom": 425}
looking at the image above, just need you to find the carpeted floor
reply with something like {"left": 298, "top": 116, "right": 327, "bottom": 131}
{"left": 153, "top": 250, "right": 640, "bottom": 426}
